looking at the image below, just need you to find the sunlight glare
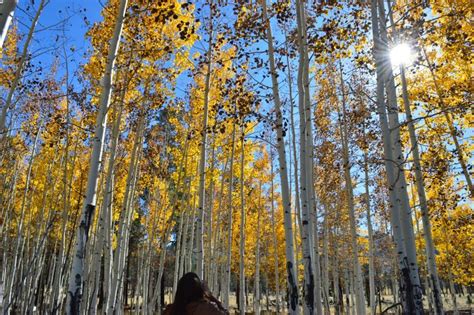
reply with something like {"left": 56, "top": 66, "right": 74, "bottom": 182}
{"left": 390, "top": 43, "right": 413, "bottom": 66}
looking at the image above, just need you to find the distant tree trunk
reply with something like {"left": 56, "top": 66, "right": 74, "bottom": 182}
{"left": 238, "top": 124, "right": 246, "bottom": 315}
{"left": 223, "top": 123, "right": 236, "bottom": 309}
{"left": 109, "top": 114, "right": 144, "bottom": 312}
{"left": 209, "top": 153, "right": 229, "bottom": 294}
{"left": 205, "top": 138, "right": 217, "bottom": 283}
{"left": 187, "top": 191, "right": 197, "bottom": 273}
{"left": 269, "top": 155, "right": 281, "bottom": 313}
{"left": 322, "top": 205, "right": 331, "bottom": 313}
{"left": 338, "top": 66, "right": 366, "bottom": 315}
{"left": 254, "top": 182, "right": 262, "bottom": 315}
{"left": 363, "top": 150, "right": 376, "bottom": 315}
{"left": 4, "top": 121, "right": 41, "bottom": 313}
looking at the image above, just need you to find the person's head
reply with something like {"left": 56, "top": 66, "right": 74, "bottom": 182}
{"left": 171, "top": 272, "right": 204, "bottom": 314}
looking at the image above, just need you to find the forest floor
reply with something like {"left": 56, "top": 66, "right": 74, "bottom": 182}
{"left": 157, "top": 291, "right": 473, "bottom": 314}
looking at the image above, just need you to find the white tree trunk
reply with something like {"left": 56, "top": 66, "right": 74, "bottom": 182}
{"left": 223, "top": 123, "right": 236, "bottom": 309}
{"left": 371, "top": 0, "right": 424, "bottom": 312}
{"left": 4, "top": 122, "right": 41, "bottom": 313}
{"left": 254, "top": 182, "right": 261, "bottom": 315}
{"left": 295, "top": 0, "right": 319, "bottom": 312}
{"left": 238, "top": 124, "right": 246, "bottom": 315}
{"left": 0, "top": 0, "right": 46, "bottom": 136}
{"left": 339, "top": 67, "right": 366, "bottom": 315}
{"left": 66, "top": 0, "right": 128, "bottom": 313}
{"left": 399, "top": 65, "right": 444, "bottom": 314}
{"left": 377, "top": 1, "right": 424, "bottom": 311}
{"left": 210, "top": 152, "right": 229, "bottom": 294}
{"left": 261, "top": 1, "right": 299, "bottom": 312}
{"left": 363, "top": 150, "right": 376, "bottom": 315}
{"left": 195, "top": 8, "right": 213, "bottom": 278}
{"left": 269, "top": 156, "right": 281, "bottom": 313}
{"left": 0, "top": 0, "right": 17, "bottom": 48}
{"left": 322, "top": 204, "right": 330, "bottom": 313}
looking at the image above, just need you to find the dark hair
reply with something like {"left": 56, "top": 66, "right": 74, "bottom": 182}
{"left": 170, "top": 272, "right": 205, "bottom": 315}
{"left": 169, "top": 272, "right": 226, "bottom": 315}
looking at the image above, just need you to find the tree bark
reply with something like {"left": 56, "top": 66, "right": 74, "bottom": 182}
{"left": 0, "top": 0, "right": 18, "bottom": 48}
{"left": 261, "top": 1, "right": 298, "bottom": 312}
{"left": 371, "top": 0, "right": 424, "bottom": 312}
{"left": 195, "top": 1, "right": 214, "bottom": 278}
{"left": 66, "top": 0, "right": 128, "bottom": 313}
{"left": 238, "top": 124, "right": 246, "bottom": 315}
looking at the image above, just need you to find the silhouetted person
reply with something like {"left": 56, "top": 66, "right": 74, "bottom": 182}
{"left": 164, "top": 272, "right": 228, "bottom": 315}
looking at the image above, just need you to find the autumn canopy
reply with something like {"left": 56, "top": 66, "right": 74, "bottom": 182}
{"left": 0, "top": 0, "right": 472, "bottom": 314}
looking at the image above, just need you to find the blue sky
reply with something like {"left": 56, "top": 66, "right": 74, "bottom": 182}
{"left": 14, "top": 0, "right": 102, "bottom": 88}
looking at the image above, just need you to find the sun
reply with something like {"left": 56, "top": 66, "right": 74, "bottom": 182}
{"left": 390, "top": 43, "right": 413, "bottom": 66}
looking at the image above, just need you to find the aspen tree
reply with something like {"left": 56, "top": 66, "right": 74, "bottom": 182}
{"left": 269, "top": 150, "right": 281, "bottom": 313}
{"left": 295, "top": 0, "right": 322, "bottom": 312}
{"left": 3, "top": 122, "right": 42, "bottom": 313}
{"left": 378, "top": 1, "right": 424, "bottom": 311}
{"left": 66, "top": 0, "right": 128, "bottom": 313}
{"left": 195, "top": 0, "right": 214, "bottom": 279}
{"left": 338, "top": 66, "right": 366, "bottom": 315}
{"left": 223, "top": 122, "right": 236, "bottom": 309}
{"left": 238, "top": 123, "right": 246, "bottom": 315}
{"left": 371, "top": 0, "right": 424, "bottom": 312}
{"left": 261, "top": 0, "right": 298, "bottom": 312}
{"left": 363, "top": 149, "right": 376, "bottom": 315}
{"left": 385, "top": 5, "right": 444, "bottom": 309}
{"left": 254, "top": 181, "right": 261, "bottom": 315}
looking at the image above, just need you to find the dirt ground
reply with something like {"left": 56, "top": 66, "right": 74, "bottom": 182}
{"left": 162, "top": 291, "right": 473, "bottom": 314}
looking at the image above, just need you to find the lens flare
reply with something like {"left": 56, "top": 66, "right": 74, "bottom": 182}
{"left": 390, "top": 43, "right": 413, "bottom": 66}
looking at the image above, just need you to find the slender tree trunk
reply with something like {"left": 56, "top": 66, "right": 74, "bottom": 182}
{"left": 295, "top": 0, "right": 319, "bottom": 312}
{"left": 339, "top": 66, "right": 366, "bottom": 315}
{"left": 261, "top": 1, "right": 298, "bottom": 313}
{"left": 254, "top": 182, "right": 262, "bottom": 315}
{"left": 223, "top": 123, "right": 236, "bottom": 309}
{"left": 447, "top": 269, "right": 458, "bottom": 315}
{"left": 385, "top": 3, "right": 444, "bottom": 311}
{"left": 210, "top": 153, "right": 229, "bottom": 294}
{"left": 108, "top": 115, "right": 144, "bottom": 313}
{"left": 195, "top": 0, "right": 214, "bottom": 279}
{"left": 66, "top": 1, "right": 128, "bottom": 313}
{"left": 238, "top": 124, "right": 246, "bottom": 315}
{"left": 399, "top": 64, "right": 444, "bottom": 314}
{"left": 322, "top": 204, "right": 331, "bottom": 314}
{"left": 269, "top": 156, "right": 281, "bottom": 313}
{"left": 378, "top": 1, "right": 424, "bottom": 312}
{"left": 4, "top": 122, "right": 42, "bottom": 313}
{"left": 188, "top": 194, "right": 197, "bottom": 273}
{"left": 370, "top": 1, "right": 424, "bottom": 312}
{"left": 205, "top": 137, "right": 216, "bottom": 283}
{"left": 363, "top": 150, "right": 376, "bottom": 315}
{"left": 301, "top": 6, "right": 323, "bottom": 311}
